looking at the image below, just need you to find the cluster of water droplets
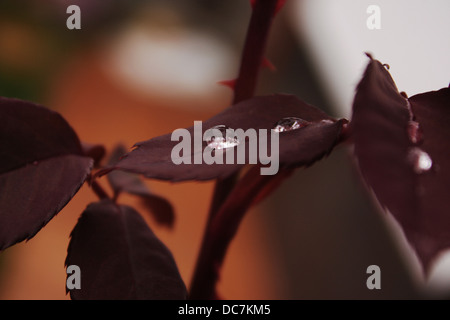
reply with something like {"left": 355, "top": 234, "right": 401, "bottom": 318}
{"left": 205, "top": 97, "right": 434, "bottom": 175}
{"left": 205, "top": 116, "right": 330, "bottom": 150}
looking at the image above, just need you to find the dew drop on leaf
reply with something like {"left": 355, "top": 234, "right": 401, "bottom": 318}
{"left": 408, "top": 147, "right": 432, "bottom": 174}
{"left": 206, "top": 125, "right": 240, "bottom": 150}
{"left": 273, "top": 117, "right": 310, "bottom": 133}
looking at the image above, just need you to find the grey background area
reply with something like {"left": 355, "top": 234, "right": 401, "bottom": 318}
{"left": 257, "top": 10, "right": 422, "bottom": 299}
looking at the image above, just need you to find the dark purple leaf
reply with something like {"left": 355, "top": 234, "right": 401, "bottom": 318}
{"left": 137, "top": 195, "right": 175, "bottom": 228}
{"left": 106, "top": 144, "right": 146, "bottom": 196}
{"left": 107, "top": 145, "right": 175, "bottom": 228}
{"left": 66, "top": 200, "right": 187, "bottom": 300}
{"left": 0, "top": 97, "right": 93, "bottom": 250}
{"left": 0, "top": 97, "right": 83, "bottom": 174}
{"left": 351, "top": 55, "right": 450, "bottom": 272}
{"left": 102, "top": 94, "right": 346, "bottom": 181}
{"left": 0, "top": 155, "right": 92, "bottom": 250}
{"left": 407, "top": 88, "right": 450, "bottom": 269}
{"left": 81, "top": 142, "right": 106, "bottom": 168}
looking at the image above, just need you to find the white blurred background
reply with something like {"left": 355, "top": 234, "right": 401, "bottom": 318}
{"left": 290, "top": 0, "right": 450, "bottom": 294}
{"left": 292, "top": 0, "right": 450, "bottom": 117}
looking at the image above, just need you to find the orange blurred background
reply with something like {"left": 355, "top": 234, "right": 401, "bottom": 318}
{"left": 0, "top": 0, "right": 287, "bottom": 299}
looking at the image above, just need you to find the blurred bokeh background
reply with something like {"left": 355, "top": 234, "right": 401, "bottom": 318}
{"left": 0, "top": 0, "right": 449, "bottom": 299}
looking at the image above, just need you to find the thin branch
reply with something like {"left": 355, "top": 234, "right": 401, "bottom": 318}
{"left": 190, "top": 0, "right": 281, "bottom": 299}
{"left": 190, "top": 166, "right": 293, "bottom": 299}
{"left": 233, "top": 0, "right": 278, "bottom": 104}
{"left": 91, "top": 180, "right": 110, "bottom": 200}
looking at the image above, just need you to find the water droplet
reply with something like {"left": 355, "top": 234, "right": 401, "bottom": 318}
{"left": 408, "top": 147, "right": 432, "bottom": 174}
{"left": 407, "top": 121, "right": 423, "bottom": 144}
{"left": 273, "top": 117, "right": 309, "bottom": 133}
{"left": 206, "top": 125, "right": 239, "bottom": 150}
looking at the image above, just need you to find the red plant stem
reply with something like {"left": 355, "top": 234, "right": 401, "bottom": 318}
{"left": 233, "top": 0, "right": 278, "bottom": 104}
{"left": 205, "top": 174, "right": 239, "bottom": 226}
{"left": 190, "top": 166, "right": 293, "bottom": 299}
{"left": 206, "top": 0, "right": 278, "bottom": 222}
{"left": 189, "top": 0, "right": 280, "bottom": 299}
{"left": 91, "top": 180, "right": 110, "bottom": 200}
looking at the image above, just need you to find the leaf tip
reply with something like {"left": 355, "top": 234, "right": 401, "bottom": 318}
{"left": 364, "top": 52, "right": 374, "bottom": 60}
